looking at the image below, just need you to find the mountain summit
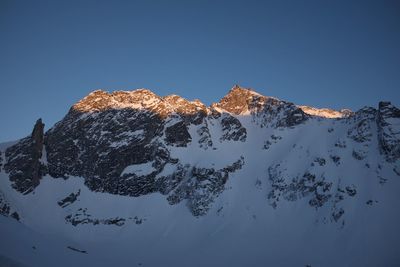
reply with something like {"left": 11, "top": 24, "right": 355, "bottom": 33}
{"left": 0, "top": 85, "right": 399, "bottom": 266}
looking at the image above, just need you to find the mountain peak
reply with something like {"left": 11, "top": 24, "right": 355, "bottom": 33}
{"left": 214, "top": 85, "right": 267, "bottom": 115}
{"left": 228, "top": 85, "right": 262, "bottom": 97}
{"left": 72, "top": 88, "right": 161, "bottom": 113}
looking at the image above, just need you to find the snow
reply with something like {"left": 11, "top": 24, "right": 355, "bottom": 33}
{"left": 121, "top": 161, "right": 156, "bottom": 176}
{"left": 39, "top": 145, "right": 47, "bottom": 165}
{"left": 298, "top": 105, "right": 349, "bottom": 118}
{"left": 1, "top": 139, "right": 399, "bottom": 267}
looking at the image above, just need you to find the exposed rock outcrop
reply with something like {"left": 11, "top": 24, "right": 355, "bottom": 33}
{"left": 377, "top": 101, "right": 400, "bottom": 162}
{"left": 4, "top": 119, "right": 46, "bottom": 194}
{"left": 214, "top": 85, "right": 308, "bottom": 128}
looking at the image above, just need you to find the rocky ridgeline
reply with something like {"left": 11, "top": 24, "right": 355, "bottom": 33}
{"left": 2, "top": 85, "right": 400, "bottom": 217}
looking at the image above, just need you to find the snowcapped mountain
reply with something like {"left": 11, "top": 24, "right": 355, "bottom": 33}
{"left": 0, "top": 85, "right": 399, "bottom": 266}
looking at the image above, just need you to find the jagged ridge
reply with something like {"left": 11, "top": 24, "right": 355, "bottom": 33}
{"left": 1, "top": 85, "right": 399, "bottom": 219}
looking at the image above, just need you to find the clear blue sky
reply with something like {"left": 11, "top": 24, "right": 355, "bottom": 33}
{"left": 0, "top": 0, "right": 399, "bottom": 142}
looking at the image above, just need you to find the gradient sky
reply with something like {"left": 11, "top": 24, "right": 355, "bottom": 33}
{"left": 0, "top": 0, "right": 399, "bottom": 142}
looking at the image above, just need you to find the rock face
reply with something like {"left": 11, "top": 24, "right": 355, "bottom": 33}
{"left": 220, "top": 114, "right": 247, "bottom": 142}
{"left": 377, "top": 101, "right": 400, "bottom": 162}
{"left": 166, "top": 157, "right": 245, "bottom": 216}
{"left": 2, "top": 86, "right": 400, "bottom": 217}
{"left": 346, "top": 107, "right": 377, "bottom": 143}
{"left": 4, "top": 119, "right": 46, "bottom": 194}
{"left": 267, "top": 163, "right": 358, "bottom": 225}
{"left": 214, "top": 85, "right": 308, "bottom": 128}
{"left": 165, "top": 121, "right": 192, "bottom": 146}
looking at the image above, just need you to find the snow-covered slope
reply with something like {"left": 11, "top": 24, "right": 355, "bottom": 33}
{"left": 298, "top": 105, "right": 353, "bottom": 118}
{"left": 0, "top": 85, "right": 399, "bottom": 266}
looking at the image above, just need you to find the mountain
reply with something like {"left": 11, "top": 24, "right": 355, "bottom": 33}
{"left": 0, "top": 85, "right": 399, "bottom": 266}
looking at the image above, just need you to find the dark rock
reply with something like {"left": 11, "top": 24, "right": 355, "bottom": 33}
{"left": 58, "top": 190, "right": 81, "bottom": 208}
{"left": 345, "top": 185, "right": 357, "bottom": 197}
{"left": 10, "top": 212, "right": 20, "bottom": 221}
{"left": 197, "top": 125, "right": 213, "bottom": 149}
{"left": 0, "top": 192, "right": 19, "bottom": 221}
{"left": 378, "top": 176, "right": 387, "bottom": 185}
{"left": 394, "top": 167, "right": 400, "bottom": 176}
{"left": 167, "top": 157, "right": 244, "bottom": 216}
{"left": 330, "top": 155, "right": 341, "bottom": 166}
{"left": 156, "top": 163, "right": 190, "bottom": 195}
{"left": 192, "top": 167, "right": 215, "bottom": 181}
{"left": 165, "top": 121, "right": 192, "bottom": 147}
{"left": 263, "top": 135, "right": 282, "bottom": 149}
{"left": 352, "top": 150, "right": 366, "bottom": 160}
{"left": 267, "top": 163, "right": 359, "bottom": 225}
{"left": 255, "top": 179, "right": 262, "bottom": 189}
{"left": 334, "top": 140, "right": 346, "bottom": 148}
{"left": 347, "top": 107, "right": 376, "bottom": 143}
{"left": 133, "top": 216, "right": 143, "bottom": 224}
{"left": 263, "top": 140, "right": 272, "bottom": 150}
{"left": 4, "top": 119, "right": 46, "bottom": 194}
{"left": 314, "top": 157, "right": 326, "bottom": 166}
{"left": 268, "top": 166, "right": 333, "bottom": 209}
{"left": 377, "top": 101, "right": 400, "bottom": 162}
{"left": 65, "top": 208, "right": 132, "bottom": 227}
{"left": 67, "top": 246, "right": 87, "bottom": 254}
{"left": 332, "top": 208, "right": 344, "bottom": 222}
{"left": 220, "top": 115, "right": 247, "bottom": 142}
